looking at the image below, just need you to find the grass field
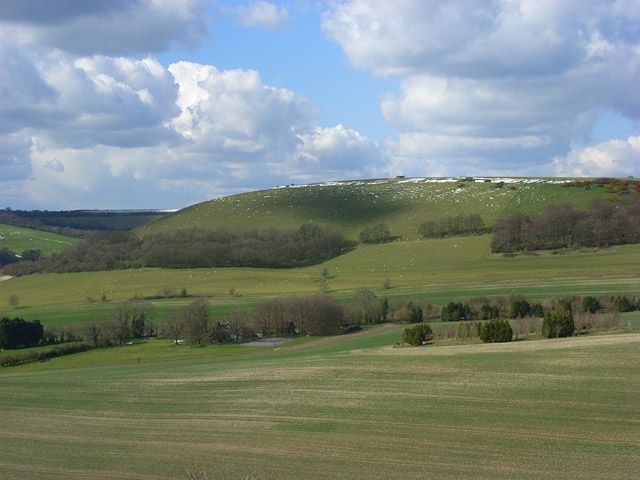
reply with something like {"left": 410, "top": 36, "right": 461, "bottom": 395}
{"left": 1, "top": 327, "right": 639, "bottom": 479}
{"left": 0, "top": 224, "right": 79, "bottom": 256}
{"left": 141, "top": 178, "right": 609, "bottom": 240}
{"left": 3, "top": 234, "right": 640, "bottom": 327}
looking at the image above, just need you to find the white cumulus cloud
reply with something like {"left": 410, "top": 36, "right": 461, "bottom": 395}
{"left": 234, "top": 1, "right": 288, "bottom": 30}
{"left": 554, "top": 136, "right": 640, "bottom": 178}
{"left": 323, "top": 0, "right": 640, "bottom": 176}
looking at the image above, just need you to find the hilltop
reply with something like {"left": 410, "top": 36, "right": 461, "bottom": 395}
{"left": 140, "top": 177, "right": 608, "bottom": 240}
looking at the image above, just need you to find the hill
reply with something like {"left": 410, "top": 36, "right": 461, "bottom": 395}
{"left": 0, "top": 224, "right": 80, "bottom": 257}
{"left": 140, "top": 177, "right": 609, "bottom": 240}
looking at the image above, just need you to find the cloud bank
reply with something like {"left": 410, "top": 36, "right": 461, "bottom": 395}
{"left": 323, "top": 0, "right": 640, "bottom": 177}
{"left": 0, "top": 1, "right": 382, "bottom": 208}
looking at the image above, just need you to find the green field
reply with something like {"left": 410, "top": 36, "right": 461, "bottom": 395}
{"left": 1, "top": 328, "right": 639, "bottom": 479}
{"left": 2, "top": 235, "right": 640, "bottom": 327}
{"left": 141, "top": 179, "right": 609, "bottom": 240}
{"left": 0, "top": 224, "right": 79, "bottom": 257}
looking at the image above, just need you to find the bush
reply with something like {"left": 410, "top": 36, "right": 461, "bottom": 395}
{"left": 402, "top": 324, "right": 433, "bottom": 346}
{"left": 542, "top": 310, "right": 575, "bottom": 338}
{"left": 479, "top": 319, "right": 513, "bottom": 343}
{"left": 0, "top": 248, "right": 19, "bottom": 267}
{"left": 393, "top": 302, "right": 423, "bottom": 323}
{"left": 418, "top": 214, "right": 485, "bottom": 239}
{"left": 359, "top": 224, "right": 392, "bottom": 244}
{"left": 0, "top": 317, "right": 44, "bottom": 349}
{"left": 510, "top": 299, "right": 531, "bottom": 318}
{"left": 582, "top": 296, "right": 601, "bottom": 314}
{"left": 441, "top": 302, "right": 472, "bottom": 321}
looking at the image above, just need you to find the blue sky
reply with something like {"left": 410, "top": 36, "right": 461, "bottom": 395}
{"left": 0, "top": 0, "right": 639, "bottom": 210}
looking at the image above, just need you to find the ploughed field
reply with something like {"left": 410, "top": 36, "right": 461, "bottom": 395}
{"left": 0, "top": 328, "right": 639, "bottom": 479}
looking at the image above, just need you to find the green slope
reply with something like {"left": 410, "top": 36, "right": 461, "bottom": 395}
{"left": 0, "top": 224, "right": 80, "bottom": 256}
{"left": 140, "top": 177, "right": 609, "bottom": 240}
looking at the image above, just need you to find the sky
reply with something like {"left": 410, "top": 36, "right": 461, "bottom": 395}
{"left": 0, "top": 0, "right": 639, "bottom": 210}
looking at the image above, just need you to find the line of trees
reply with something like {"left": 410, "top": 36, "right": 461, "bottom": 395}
{"left": 5, "top": 225, "right": 355, "bottom": 275}
{"left": 160, "top": 295, "right": 346, "bottom": 345}
{"left": 441, "top": 296, "right": 545, "bottom": 322}
{"left": 492, "top": 197, "right": 640, "bottom": 253}
{"left": 418, "top": 214, "right": 486, "bottom": 239}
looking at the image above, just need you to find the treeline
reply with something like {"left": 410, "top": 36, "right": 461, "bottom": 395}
{"left": 418, "top": 214, "right": 486, "bottom": 238}
{"left": 492, "top": 197, "right": 640, "bottom": 253}
{"left": 440, "top": 296, "right": 544, "bottom": 322}
{"left": 5, "top": 225, "right": 355, "bottom": 274}
{"left": 1, "top": 209, "right": 164, "bottom": 232}
{"left": 0, "top": 210, "right": 87, "bottom": 238}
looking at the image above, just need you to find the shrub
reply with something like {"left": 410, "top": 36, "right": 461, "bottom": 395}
{"left": 542, "top": 310, "right": 575, "bottom": 338}
{"left": 418, "top": 214, "right": 485, "bottom": 239}
{"left": 402, "top": 324, "right": 433, "bottom": 346}
{"left": 441, "top": 302, "right": 472, "bottom": 321}
{"left": 582, "top": 296, "right": 601, "bottom": 314}
{"left": 479, "top": 319, "right": 513, "bottom": 343}
{"left": 393, "top": 302, "right": 423, "bottom": 323}
{"left": 359, "top": 224, "right": 392, "bottom": 244}
{"left": 0, "top": 317, "right": 44, "bottom": 349}
{"left": 510, "top": 299, "right": 531, "bottom": 318}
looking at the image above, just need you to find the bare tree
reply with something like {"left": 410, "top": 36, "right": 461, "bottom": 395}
{"left": 8, "top": 294, "right": 19, "bottom": 309}
{"left": 83, "top": 319, "right": 103, "bottom": 347}
{"left": 180, "top": 299, "right": 210, "bottom": 346}
{"left": 163, "top": 314, "right": 184, "bottom": 345}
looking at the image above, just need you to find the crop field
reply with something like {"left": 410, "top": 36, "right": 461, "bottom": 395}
{"left": 1, "top": 328, "right": 639, "bottom": 479}
{"left": 0, "top": 224, "right": 79, "bottom": 256}
{"left": 142, "top": 179, "right": 608, "bottom": 240}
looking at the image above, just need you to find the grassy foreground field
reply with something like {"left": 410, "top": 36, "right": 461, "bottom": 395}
{"left": 1, "top": 328, "right": 639, "bottom": 479}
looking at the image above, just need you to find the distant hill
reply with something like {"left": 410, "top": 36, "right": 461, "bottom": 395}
{"left": 140, "top": 177, "right": 611, "bottom": 240}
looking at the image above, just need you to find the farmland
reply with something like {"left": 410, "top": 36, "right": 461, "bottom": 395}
{"left": 1, "top": 177, "right": 640, "bottom": 479}
{"left": 0, "top": 328, "right": 639, "bottom": 479}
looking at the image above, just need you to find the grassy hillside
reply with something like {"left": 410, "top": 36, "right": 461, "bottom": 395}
{"left": 141, "top": 178, "right": 608, "bottom": 240}
{"left": 1, "top": 329, "right": 639, "bottom": 479}
{"left": 0, "top": 224, "right": 80, "bottom": 256}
